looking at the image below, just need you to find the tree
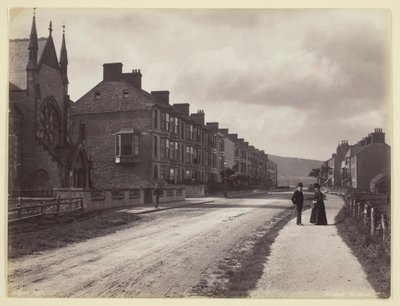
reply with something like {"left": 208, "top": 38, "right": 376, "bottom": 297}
{"left": 309, "top": 168, "right": 321, "bottom": 183}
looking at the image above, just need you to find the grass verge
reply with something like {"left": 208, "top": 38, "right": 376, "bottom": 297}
{"left": 8, "top": 210, "right": 141, "bottom": 259}
{"left": 191, "top": 208, "right": 293, "bottom": 297}
{"left": 335, "top": 207, "right": 390, "bottom": 298}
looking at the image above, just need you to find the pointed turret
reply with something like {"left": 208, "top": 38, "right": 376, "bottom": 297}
{"left": 27, "top": 8, "right": 38, "bottom": 71}
{"left": 60, "top": 24, "right": 69, "bottom": 86}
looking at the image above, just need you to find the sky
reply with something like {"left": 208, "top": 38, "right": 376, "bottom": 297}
{"left": 9, "top": 8, "right": 392, "bottom": 160}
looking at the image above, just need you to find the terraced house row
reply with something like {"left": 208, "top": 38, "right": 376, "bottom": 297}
{"left": 71, "top": 62, "right": 278, "bottom": 194}
{"left": 319, "top": 128, "right": 390, "bottom": 193}
{"left": 8, "top": 13, "right": 277, "bottom": 205}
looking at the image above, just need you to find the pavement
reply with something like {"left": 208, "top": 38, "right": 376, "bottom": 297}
{"left": 114, "top": 190, "right": 270, "bottom": 215}
{"left": 250, "top": 194, "right": 377, "bottom": 299}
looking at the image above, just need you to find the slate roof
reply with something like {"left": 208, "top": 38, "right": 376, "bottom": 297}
{"left": 9, "top": 38, "right": 47, "bottom": 90}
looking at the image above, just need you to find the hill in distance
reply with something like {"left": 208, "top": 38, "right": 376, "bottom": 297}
{"left": 268, "top": 154, "right": 323, "bottom": 187}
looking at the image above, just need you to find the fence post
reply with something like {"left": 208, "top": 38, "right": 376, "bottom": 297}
{"left": 353, "top": 200, "right": 357, "bottom": 217}
{"left": 357, "top": 202, "right": 361, "bottom": 220}
{"left": 41, "top": 200, "right": 45, "bottom": 216}
{"left": 381, "top": 214, "right": 387, "bottom": 242}
{"left": 56, "top": 196, "right": 61, "bottom": 214}
{"left": 370, "top": 208, "right": 375, "bottom": 236}
{"left": 363, "top": 204, "right": 368, "bottom": 227}
{"left": 17, "top": 197, "right": 22, "bottom": 219}
{"left": 350, "top": 199, "right": 354, "bottom": 216}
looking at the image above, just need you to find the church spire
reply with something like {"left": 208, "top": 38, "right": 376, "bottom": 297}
{"left": 27, "top": 8, "right": 38, "bottom": 70}
{"left": 60, "top": 24, "right": 68, "bottom": 66}
{"left": 60, "top": 24, "right": 69, "bottom": 86}
{"left": 48, "top": 21, "right": 53, "bottom": 37}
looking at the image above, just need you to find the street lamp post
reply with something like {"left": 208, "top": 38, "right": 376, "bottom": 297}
{"left": 224, "top": 161, "right": 228, "bottom": 198}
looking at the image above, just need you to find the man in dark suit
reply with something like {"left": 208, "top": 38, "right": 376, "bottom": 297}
{"left": 291, "top": 182, "right": 304, "bottom": 225}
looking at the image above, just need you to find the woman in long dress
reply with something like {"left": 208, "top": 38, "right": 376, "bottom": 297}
{"left": 310, "top": 183, "right": 327, "bottom": 225}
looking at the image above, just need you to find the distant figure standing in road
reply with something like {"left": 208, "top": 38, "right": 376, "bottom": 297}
{"left": 310, "top": 183, "right": 328, "bottom": 225}
{"left": 153, "top": 184, "right": 161, "bottom": 210}
{"left": 291, "top": 182, "right": 304, "bottom": 226}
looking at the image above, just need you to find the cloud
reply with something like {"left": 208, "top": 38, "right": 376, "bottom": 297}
{"left": 9, "top": 8, "right": 391, "bottom": 159}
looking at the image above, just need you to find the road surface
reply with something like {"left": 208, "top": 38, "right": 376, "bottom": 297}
{"left": 8, "top": 192, "right": 377, "bottom": 298}
{"left": 8, "top": 193, "right": 292, "bottom": 297}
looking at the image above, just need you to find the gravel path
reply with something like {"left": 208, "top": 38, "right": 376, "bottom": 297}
{"left": 250, "top": 194, "right": 377, "bottom": 298}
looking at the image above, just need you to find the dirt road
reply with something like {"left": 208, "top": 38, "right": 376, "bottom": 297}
{"left": 8, "top": 194, "right": 292, "bottom": 298}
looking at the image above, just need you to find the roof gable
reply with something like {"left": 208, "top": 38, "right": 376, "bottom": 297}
{"left": 39, "top": 36, "right": 60, "bottom": 70}
{"left": 72, "top": 80, "right": 157, "bottom": 114}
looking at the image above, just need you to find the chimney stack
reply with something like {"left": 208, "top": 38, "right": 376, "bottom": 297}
{"left": 173, "top": 103, "right": 190, "bottom": 115}
{"left": 103, "top": 62, "right": 123, "bottom": 81}
{"left": 206, "top": 122, "right": 219, "bottom": 131}
{"left": 190, "top": 110, "right": 205, "bottom": 125}
{"left": 151, "top": 91, "right": 170, "bottom": 105}
{"left": 122, "top": 69, "right": 142, "bottom": 89}
{"left": 229, "top": 133, "right": 238, "bottom": 141}
{"left": 219, "top": 128, "right": 229, "bottom": 135}
{"left": 371, "top": 128, "right": 385, "bottom": 143}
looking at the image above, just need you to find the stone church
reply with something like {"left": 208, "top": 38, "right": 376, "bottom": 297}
{"left": 8, "top": 12, "right": 91, "bottom": 197}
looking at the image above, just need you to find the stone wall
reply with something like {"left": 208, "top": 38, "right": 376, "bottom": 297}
{"left": 54, "top": 187, "right": 185, "bottom": 211}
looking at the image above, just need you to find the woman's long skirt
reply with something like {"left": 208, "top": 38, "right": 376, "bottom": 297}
{"left": 310, "top": 202, "right": 328, "bottom": 225}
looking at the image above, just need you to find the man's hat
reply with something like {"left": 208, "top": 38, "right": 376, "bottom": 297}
{"left": 297, "top": 182, "right": 303, "bottom": 187}
{"left": 314, "top": 183, "right": 321, "bottom": 188}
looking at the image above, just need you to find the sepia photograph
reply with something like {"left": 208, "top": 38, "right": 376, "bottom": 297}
{"left": 4, "top": 3, "right": 397, "bottom": 303}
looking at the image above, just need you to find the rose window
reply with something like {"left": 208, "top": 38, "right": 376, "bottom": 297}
{"left": 37, "top": 103, "right": 60, "bottom": 147}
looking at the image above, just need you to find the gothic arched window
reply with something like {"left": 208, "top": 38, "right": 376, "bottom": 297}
{"left": 37, "top": 102, "right": 61, "bottom": 147}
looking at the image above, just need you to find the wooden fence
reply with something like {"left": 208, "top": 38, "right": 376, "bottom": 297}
{"left": 8, "top": 197, "right": 83, "bottom": 223}
{"left": 344, "top": 193, "right": 389, "bottom": 242}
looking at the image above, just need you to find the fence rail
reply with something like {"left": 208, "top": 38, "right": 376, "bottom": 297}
{"left": 8, "top": 197, "right": 83, "bottom": 223}
{"left": 343, "top": 192, "right": 389, "bottom": 243}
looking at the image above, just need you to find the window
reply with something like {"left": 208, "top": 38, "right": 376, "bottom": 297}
{"left": 169, "top": 168, "right": 175, "bottom": 182}
{"left": 114, "top": 132, "right": 140, "bottom": 163}
{"left": 154, "top": 136, "right": 158, "bottom": 159}
{"left": 153, "top": 109, "right": 159, "bottom": 129}
{"left": 181, "top": 145, "right": 185, "bottom": 162}
{"left": 161, "top": 112, "right": 166, "bottom": 130}
{"left": 166, "top": 113, "right": 170, "bottom": 131}
{"left": 194, "top": 148, "right": 199, "bottom": 164}
{"left": 175, "top": 142, "right": 179, "bottom": 160}
{"left": 219, "top": 138, "right": 224, "bottom": 152}
{"left": 180, "top": 121, "right": 185, "bottom": 139}
{"left": 186, "top": 146, "right": 193, "bottom": 164}
{"left": 123, "top": 89, "right": 129, "bottom": 98}
{"left": 95, "top": 91, "right": 101, "bottom": 100}
{"left": 153, "top": 164, "right": 158, "bottom": 179}
{"left": 165, "top": 139, "right": 170, "bottom": 159}
{"left": 79, "top": 122, "right": 86, "bottom": 141}
{"left": 186, "top": 124, "right": 193, "bottom": 140}
{"left": 37, "top": 102, "right": 61, "bottom": 147}
{"left": 115, "top": 131, "right": 140, "bottom": 159}
{"left": 161, "top": 138, "right": 166, "bottom": 159}
{"left": 170, "top": 141, "right": 175, "bottom": 160}
{"left": 169, "top": 115, "right": 174, "bottom": 132}
{"left": 174, "top": 117, "right": 178, "bottom": 134}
